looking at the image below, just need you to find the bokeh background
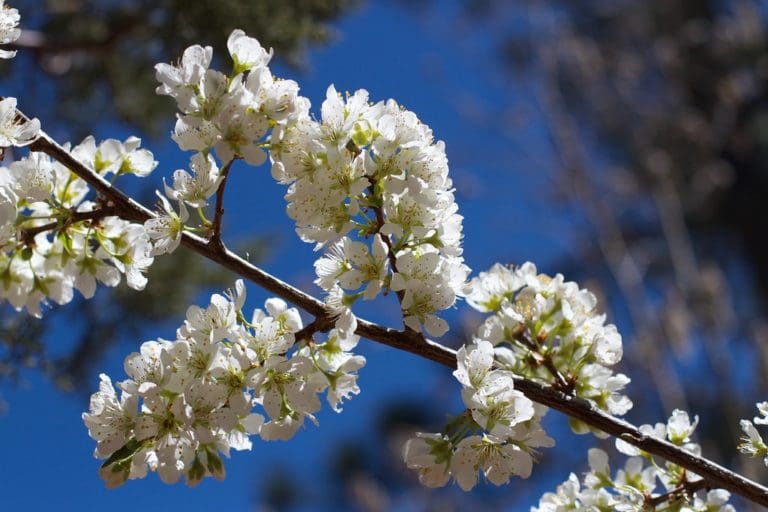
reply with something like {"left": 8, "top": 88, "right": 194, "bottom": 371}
{"left": 1, "top": 0, "right": 768, "bottom": 510}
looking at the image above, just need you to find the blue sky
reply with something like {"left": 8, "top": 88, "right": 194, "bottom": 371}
{"left": 0, "top": 1, "right": 591, "bottom": 510}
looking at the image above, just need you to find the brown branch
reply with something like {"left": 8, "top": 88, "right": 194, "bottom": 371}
{"left": 20, "top": 119, "right": 768, "bottom": 507}
{"left": 366, "top": 178, "right": 416, "bottom": 335}
{"left": 514, "top": 328, "right": 571, "bottom": 392}
{"left": 647, "top": 477, "right": 709, "bottom": 507}
{"left": 208, "top": 159, "right": 234, "bottom": 252}
{"left": 294, "top": 316, "right": 335, "bottom": 343}
{"left": 19, "top": 205, "right": 117, "bottom": 245}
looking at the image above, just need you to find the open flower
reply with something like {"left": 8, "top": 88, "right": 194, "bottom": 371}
{"left": 0, "top": 97, "right": 39, "bottom": 147}
{"left": 145, "top": 192, "right": 189, "bottom": 256}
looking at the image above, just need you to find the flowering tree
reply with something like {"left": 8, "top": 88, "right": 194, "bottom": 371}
{"left": 1, "top": 2, "right": 768, "bottom": 509}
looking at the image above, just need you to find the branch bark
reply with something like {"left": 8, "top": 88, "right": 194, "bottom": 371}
{"left": 21, "top": 123, "right": 768, "bottom": 507}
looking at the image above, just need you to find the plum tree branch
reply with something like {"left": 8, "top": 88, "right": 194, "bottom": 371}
{"left": 21, "top": 121, "right": 768, "bottom": 507}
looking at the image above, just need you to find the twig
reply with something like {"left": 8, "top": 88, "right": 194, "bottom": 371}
{"left": 368, "top": 189, "right": 409, "bottom": 319}
{"left": 647, "top": 477, "right": 709, "bottom": 507}
{"left": 19, "top": 205, "right": 116, "bottom": 246}
{"left": 20, "top": 119, "right": 768, "bottom": 508}
{"left": 208, "top": 159, "right": 234, "bottom": 252}
{"left": 514, "top": 328, "right": 571, "bottom": 392}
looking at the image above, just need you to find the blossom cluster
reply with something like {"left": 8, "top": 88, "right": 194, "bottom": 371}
{"left": 271, "top": 85, "right": 468, "bottom": 336}
{"left": 0, "top": 137, "right": 156, "bottom": 316}
{"left": 403, "top": 338, "right": 554, "bottom": 491}
{"left": 466, "top": 263, "right": 631, "bottom": 422}
{"left": 0, "top": 2, "right": 39, "bottom": 147}
{"left": 0, "top": 0, "right": 20, "bottom": 59}
{"left": 0, "top": 2, "right": 151, "bottom": 317}
{"left": 147, "top": 30, "right": 307, "bottom": 255}
{"left": 83, "top": 280, "right": 365, "bottom": 487}
{"left": 151, "top": 29, "right": 469, "bottom": 336}
{"left": 533, "top": 410, "right": 734, "bottom": 511}
{"left": 400, "top": 263, "right": 634, "bottom": 491}
{"left": 738, "top": 401, "right": 768, "bottom": 466}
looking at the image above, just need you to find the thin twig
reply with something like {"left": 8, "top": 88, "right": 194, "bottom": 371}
{"left": 514, "top": 328, "right": 571, "bottom": 392}
{"left": 20, "top": 120, "right": 768, "bottom": 508}
{"left": 19, "top": 205, "right": 116, "bottom": 245}
{"left": 208, "top": 159, "right": 234, "bottom": 252}
{"left": 647, "top": 477, "right": 709, "bottom": 507}
{"left": 368, "top": 186, "right": 408, "bottom": 317}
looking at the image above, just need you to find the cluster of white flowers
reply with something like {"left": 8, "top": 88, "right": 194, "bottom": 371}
{"left": 150, "top": 29, "right": 469, "bottom": 336}
{"left": 533, "top": 410, "right": 734, "bottom": 511}
{"left": 0, "top": 136, "right": 156, "bottom": 316}
{"left": 467, "top": 263, "right": 631, "bottom": 422}
{"left": 738, "top": 401, "right": 768, "bottom": 466}
{"left": 403, "top": 339, "right": 554, "bottom": 491}
{"left": 0, "top": 3, "right": 149, "bottom": 316}
{"left": 83, "top": 280, "right": 365, "bottom": 487}
{"left": 0, "top": 3, "right": 39, "bottom": 147}
{"left": 401, "top": 264, "right": 634, "bottom": 491}
{"left": 0, "top": 97, "right": 38, "bottom": 148}
{"left": 0, "top": 0, "right": 20, "bottom": 59}
{"left": 147, "top": 30, "right": 307, "bottom": 255}
{"left": 271, "top": 85, "right": 468, "bottom": 336}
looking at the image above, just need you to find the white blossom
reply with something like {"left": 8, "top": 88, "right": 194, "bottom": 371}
{"left": 463, "top": 371, "right": 534, "bottom": 439}
{"left": 452, "top": 435, "right": 534, "bottom": 491}
{"left": 83, "top": 374, "right": 139, "bottom": 458}
{"left": 470, "top": 262, "right": 631, "bottom": 419}
{"left": 754, "top": 401, "right": 768, "bottom": 425}
{"left": 0, "top": 97, "right": 39, "bottom": 147}
{"left": 144, "top": 192, "right": 189, "bottom": 256}
{"left": 739, "top": 418, "right": 768, "bottom": 465}
{"left": 402, "top": 433, "right": 452, "bottom": 488}
{"left": 227, "top": 29, "right": 272, "bottom": 75}
{"left": 453, "top": 339, "right": 495, "bottom": 389}
{"left": 155, "top": 44, "right": 213, "bottom": 113}
{"left": 166, "top": 152, "right": 222, "bottom": 208}
{"left": 0, "top": 0, "right": 20, "bottom": 59}
{"left": 94, "top": 136, "right": 157, "bottom": 177}
{"left": 314, "top": 235, "right": 389, "bottom": 299}
{"left": 666, "top": 409, "right": 699, "bottom": 446}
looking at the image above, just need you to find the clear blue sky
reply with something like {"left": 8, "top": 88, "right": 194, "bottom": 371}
{"left": 0, "top": 2, "right": 587, "bottom": 510}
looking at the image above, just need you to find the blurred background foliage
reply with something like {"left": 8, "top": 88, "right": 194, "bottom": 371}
{"left": 6, "top": 0, "right": 358, "bottom": 136}
{"left": 3, "top": 0, "right": 768, "bottom": 510}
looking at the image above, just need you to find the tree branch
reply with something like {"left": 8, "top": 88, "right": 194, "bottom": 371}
{"left": 21, "top": 121, "right": 768, "bottom": 507}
